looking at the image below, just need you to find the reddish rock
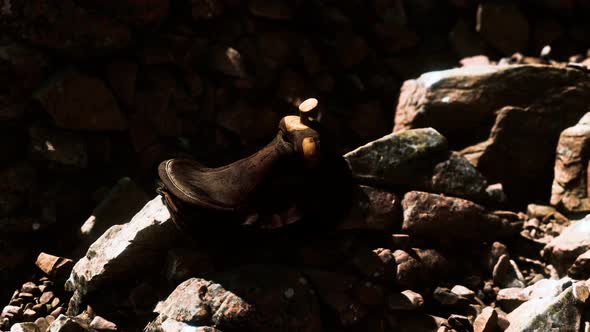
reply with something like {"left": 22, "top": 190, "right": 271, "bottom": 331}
{"left": 401, "top": 191, "right": 517, "bottom": 243}
{"left": 35, "top": 253, "right": 73, "bottom": 280}
{"left": 338, "top": 185, "right": 401, "bottom": 231}
{"left": 393, "top": 248, "right": 449, "bottom": 289}
{"left": 395, "top": 65, "right": 590, "bottom": 203}
{"left": 551, "top": 113, "right": 590, "bottom": 212}
{"left": 149, "top": 266, "right": 321, "bottom": 332}
{"left": 476, "top": 3, "right": 529, "bottom": 55}
{"left": 34, "top": 70, "right": 126, "bottom": 131}
{"left": 387, "top": 290, "right": 424, "bottom": 310}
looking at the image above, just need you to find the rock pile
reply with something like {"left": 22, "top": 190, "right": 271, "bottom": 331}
{"left": 4, "top": 1, "right": 590, "bottom": 332}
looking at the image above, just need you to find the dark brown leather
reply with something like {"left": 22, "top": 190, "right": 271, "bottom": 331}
{"left": 158, "top": 116, "right": 320, "bottom": 211}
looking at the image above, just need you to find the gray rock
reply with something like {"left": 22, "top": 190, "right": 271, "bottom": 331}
{"left": 65, "top": 196, "right": 177, "bottom": 315}
{"left": 344, "top": 128, "right": 448, "bottom": 188}
{"left": 506, "top": 285, "right": 581, "bottom": 332}
{"left": 430, "top": 152, "right": 488, "bottom": 201}
{"left": 543, "top": 214, "right": 590, "bottom": 275}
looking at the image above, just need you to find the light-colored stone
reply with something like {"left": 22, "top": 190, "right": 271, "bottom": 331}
{"left": 473, "top": 307, "right": 497, "bottom": 332}
{"left": 506, "top": 285, "right": 581, "bottom": 332}
{"left": 10, "top": 322, "right": 40, "bottom": 332}
{"left": 65, "top": 196, "right": 177, "bottom": 315}
{"left": 89, "top": 316, "right": 117, "bottom": 331}
{"left": 544, "top": 214, "right": 590, "bottom": 275}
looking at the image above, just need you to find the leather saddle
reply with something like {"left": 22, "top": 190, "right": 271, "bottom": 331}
{"left": 157, "top": 115, "right": 321, "bottom": 216}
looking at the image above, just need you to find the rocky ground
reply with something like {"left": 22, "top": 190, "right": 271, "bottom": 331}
{"left": 4, "top": 0, "right": 590, "bottom": 331}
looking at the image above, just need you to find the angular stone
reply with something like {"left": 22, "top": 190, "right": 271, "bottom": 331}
{"left": 543, "top": 214, "right": 590, "bottom": 275}
{"left": 476, "top": 3, "right": 529, "bottom": 55}
{"left": 80, "top": 177, "right": 149, "bottom": 244}
{"left": 39, "top": 291, "right": 54, "bottom": 305}
{"left": 394, "top": 248, "right": 449, "bottom": 289}
{"left": 338, "top": 185, "right": 401, "bottom": 231}
{"left": 47, "top": 315, "right": 85, "bottom": 332}
{"left": 430, "top": 152, "right": 488, "bottom": 201}
{"left": 21, "top": 282, "right": 39, "bottom": 295}
{"left": 65, "top": 196, "right": 177, "bottom": 315}
{"left": 506, "top": 285, "right": 581, "bottom": 332}
{"left": 401, "top": 191, "right": 518, "bottom": 243}
{"left": 149, "top": 266, "right": 320, "bottom": 331}
{"left": 34, "top": 70, "right": 126, "bottom": 131}
{"left": 29, "top": 126, "right": 88, "bottom": 168}
{"left": 451, "top": 285, "right": 475, "bottom": 300}
{"left": 344, "top": 128, "right": 448, "bottom": 186}
{"left": 387, "top": 290, "right": 424, "bottom": 310}
{"left": 473, "top": 307, "right": 497, "bottom": 332}
{"left": 493, "top": 254, "right": 525, "bottom": 288}
{"left": 568, "top": 249, "right": 590, "bottom": 279}
{"left": 89, "top": 316, "right": 117, "bottom": 331}
{"left": 35, "top": 253, "right": 73, "bottom": 280}
{"left": 395, "top": 65, "right": 590, "bottom": 203}
{"left": 304, "top": 270, "right": 366, "bottom": 326}
{"left": 10, "top": 323, "right": 40, "bottom": 332}
{"left": 551, "top": 114, "right": 590, "bottom": 212}
{"left": 34, "top": 317, "right": 49, "bottom": 332}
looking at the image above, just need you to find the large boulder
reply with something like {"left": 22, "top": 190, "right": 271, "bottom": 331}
{"left": 65, "top": 196, "right": 178, "bottom": 314}
{"left": 394, "top": 65, "right": 590, "bottom": 203}
{"left": 551, "top": 113, "right": 590, "bottom": 212}
{"left": 401, "top": 191, "right": 519, "bottom": 243}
